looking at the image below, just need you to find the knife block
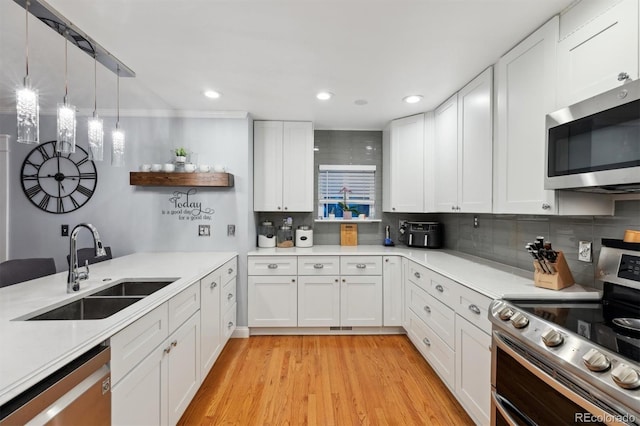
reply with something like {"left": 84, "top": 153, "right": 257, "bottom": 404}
{"left": 533, "top": 251, "right": 574, "bottom": 290}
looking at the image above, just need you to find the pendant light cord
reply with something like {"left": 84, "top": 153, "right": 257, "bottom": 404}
{"left": 24, "top": 1, "right": 30, "bottom": 80}
{"left": 64, "top": 32, "right": 69, "bottom": 102}
{"left": 116, "top": 66, "right": 120, "bottom": 129}
{"left": 93, "top": 55, "right": 98, "bottom": 116}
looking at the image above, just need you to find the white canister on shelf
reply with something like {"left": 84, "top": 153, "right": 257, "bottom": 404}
{"left": 295, "top": 225, "right": 313, "bottom": 247}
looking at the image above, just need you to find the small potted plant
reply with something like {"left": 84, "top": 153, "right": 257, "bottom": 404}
{"left": 338, "top": 187, "right": 359, "bottom": 219}
{"left": 175, "top": 147, "right": 187, "bottom": 163}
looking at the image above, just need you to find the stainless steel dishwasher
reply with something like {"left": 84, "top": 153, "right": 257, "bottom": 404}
{"left": 0, "top": 343, "right": 111, "bottom": 426}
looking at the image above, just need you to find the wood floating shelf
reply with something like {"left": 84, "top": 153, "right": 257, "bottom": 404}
{"left": 129, "top": 172, "right": 234, "bottom": 187}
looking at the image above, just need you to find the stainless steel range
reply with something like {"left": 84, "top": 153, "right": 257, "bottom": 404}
{"left": 489, "top": 239, "right": 640, "bottom": 426}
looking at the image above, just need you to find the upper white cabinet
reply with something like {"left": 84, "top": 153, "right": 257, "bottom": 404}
{"left": 434, "top": 68, "right": 493, "bottom": 213}
{"left": 383, "top": 113, "right": 429, "bottom": 213}
{"left": 557, "top": 0, "right": 639, "bottom": 107}
{"left": 494, "top": 17, "right": 559, "bottom": 215}
{"left": 254, "top": 121, "right": 314, "bottom": 212}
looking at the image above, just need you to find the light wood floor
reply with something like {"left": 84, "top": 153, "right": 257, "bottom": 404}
{"left": 179, "top": 335, "right": 473, "bottom": 425}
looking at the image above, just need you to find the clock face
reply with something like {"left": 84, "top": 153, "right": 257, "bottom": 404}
{"left": 20, "top": 141, "right": 98, "bottom": 214}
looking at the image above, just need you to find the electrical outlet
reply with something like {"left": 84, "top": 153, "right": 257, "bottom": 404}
{"left": 227, "top": 224, "right": 236, "bottom": 236}
{"left": 61, "top": 224, "right": 69, "bottom": 237}
{"left": 198, "top": 225, "right": 210, "bottom": 237}
{"left": 578, "top": 241, "right": 592, "bottom": 262}
{"left": 473, "top": 215, "right": 479, "bottom": 228}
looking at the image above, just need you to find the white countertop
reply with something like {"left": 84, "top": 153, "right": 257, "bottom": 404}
{"left": 0, "top": 251, "right": 236, "bottom": 405}
{"left": 248, "top": 245, "right": 602, "bottom": 301}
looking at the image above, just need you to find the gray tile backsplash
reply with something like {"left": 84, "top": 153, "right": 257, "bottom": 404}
{"left": 256, "top": 130, "right": 640, "bottom": 289}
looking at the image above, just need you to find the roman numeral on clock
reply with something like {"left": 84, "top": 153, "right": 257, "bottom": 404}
{"left": 25, "top": 184, "right": 42, "bottom": 199}
{"left": 57, "top": 198, "right": 65, "bottom": 213}
{"left": 76, "top": 185, "right": 93, "bottom": 198}
{"left": 36, "top": 145, "right": 51, "bottom": 161}
{"left": 38, "top": 194, "right": 51, "bottom": 210}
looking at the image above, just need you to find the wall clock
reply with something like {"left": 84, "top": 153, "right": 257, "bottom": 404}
{"left": 20, "top": 141, "right": 98, "bottom": 214}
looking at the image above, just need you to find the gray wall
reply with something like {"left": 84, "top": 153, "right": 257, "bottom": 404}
{"left": 1, "top": 113, "right": 255, "bottom": 326}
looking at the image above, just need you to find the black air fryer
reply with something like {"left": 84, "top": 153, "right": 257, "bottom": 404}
{"left": 406, "top": 222, "right": 443, "bottom": 248}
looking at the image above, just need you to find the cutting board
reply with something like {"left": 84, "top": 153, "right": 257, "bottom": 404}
{"left": 340, "top": 224, "right": 358, "bottom": 246}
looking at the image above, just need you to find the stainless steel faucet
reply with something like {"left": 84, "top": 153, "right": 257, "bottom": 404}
{"left": 67, "top": 223, "right": 107, "bottom": 293}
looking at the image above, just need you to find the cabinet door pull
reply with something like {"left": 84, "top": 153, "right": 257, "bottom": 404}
{"left": 268, "top": 263, "right": 278, "bottom": 269}
{"left": 210, "top": 282, "right": 217, "bottom": 289}
{"left": 313, "top": 263, "right": 324, "bottom": 269}
{"left": 435, "top": 284, "right": 444, "bottom": 293}
{"left": 163, "top": 346, "right": 171, "bottom": 354}
{"left": 356, "top": 263, "right": 367, "bottom": 269}
{"left": 468, "top": 304, "right": 481, "bottom": 315}
{"left": 227, "top": 293, "right": 234, "bottom": 300}
{"left": 228, "top": 268, "right": 234, "bottom": 274}
{"left": 228, "top": 321, "right": 234, "bottom": 329}
{"left": 422, "top": 337, "right": 431, "bottom": 347}
{"left": 618, "top": 71, "right": 630, "bottom": 81}
{"left": 171, "top": 340, "right": 178, "bottom": 347}
{"left": 424, "top": 306, "right": 431, "bottom": 314}
{"left": 541, "top": 203, "right": 551, "bottom": 210}
{"left": 414, "top": 271, "right": 421, "bottom": 279}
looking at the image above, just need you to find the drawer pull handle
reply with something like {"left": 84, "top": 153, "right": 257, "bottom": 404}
{"left": 228, "top": 268, "right": 234, "bottom": 274}
{"left": 228, "top": 293, "right": 234, "bottom": 300}
{"left": 228, "top": 321, "right": 234, "bottom": 328}
{"left": 414, "top": 272, "right": 421, "bottom": 279}
{"left": 468, "top": 304, "right": 481, "bottom": 315}
{"left": 210, "top": 282, "right": 218, "bottom": 289}
{"left": 422, "top": 338, "right": 431, "bottom": 347}
{"left": 313, "top": 263, "right": 324, "bottom": 269}
{"left": 435, "top": 284, "right": 444, "bottom": 293}
{"left": 171, "top": 340, "right": 178, "bottom": 347}
{"left": 356, "top": 264, "right": 367, "bottom": 269}
{"left": 424, "top": 305, "right": 431, "bottom": 314}
{"left": 163, "top": 346, "right": 171, "bottom": 354}
{"left": 268, "top": 264, "right": 278, "bottom": 269}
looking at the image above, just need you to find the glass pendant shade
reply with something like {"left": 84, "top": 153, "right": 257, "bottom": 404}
{"left": 111, "top": 128, "right": 125, "bottom": 167}
{"left": 87, "top": 115, "right": 104, "bottom": 161}
{"left": 16, "top": 84, "right": 40, "bottom": 144}
{"left": 56, "top": 101, "right": 76, "bottom": 154}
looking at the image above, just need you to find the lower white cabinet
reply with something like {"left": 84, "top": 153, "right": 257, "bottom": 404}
{"left": 298, "top": 275, "right": 340, "bottom": 327}
{"left": 382, "top": 256, "right": 402, "bottom": 326}
{"left": 248, "top": 275, "right": 298, "bottom": 326}
{"left": 200, "top": 270, "right": 221, "bottom": 378}
{"left": 112, "top": 311, "right": 201, "bottom": 426}
{"left": 340, "top": 275, "right": 382, "bottom": 327}
{"left": 455, "top": 316, "right": 491, "bottom": 426}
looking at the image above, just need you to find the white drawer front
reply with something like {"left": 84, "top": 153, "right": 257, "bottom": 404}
{"left": 406, "top": 310, "right": 454, "bottom": 390}
{"left": 222, "top": 303, "right": 237, "bottom": 341}
{"left": 340, "top": 256, "right": 382, "bottom": 275}
{"left": 169, "top": 282, "right": 200, "bottom": 334}
{"left": 407, "top": 281, "right": 455, "bottom": 349}
{"left": 427, "top": 270, "right": 460, "bottom": 308}
{"left": 221, "top": 257, "right": 238, "bottom": 283}
{"left": 222, "top": 277, "right": 237, "bottom": 313}
{"left": 457, "top": 286, "right": 492, "bottom": 334}
{"left": 110, "top": 303, "right": 169, "bottom": 385}
{"left": 248, "top": 256, "right": 297, "bottom": 275}
{"left": 297, "top": 256, "right": 340, "bottom": 275}
{"left": 407, "top": 261, "right": 429, "bottom": 290}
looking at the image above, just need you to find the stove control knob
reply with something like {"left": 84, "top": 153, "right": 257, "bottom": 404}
{"left": 510, "top": 312, "right": 529, "bottom": 329}
{"left": 611, "top": 364, "right": 640, "bottom": 389}
{"left": 498, "top": 306, "right": 514, "bottom": 321}
{"left": 541, "top": 329, "right": 564, "bottom": 347}
{"left": 582, "top": 349, "right": 610, "bottom": 372}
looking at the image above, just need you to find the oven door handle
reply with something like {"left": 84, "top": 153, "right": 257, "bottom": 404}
{"left": 492, "top": 392, "right": 536, "bottom": 426}
{"left": 494, "top": 331, "right": 632, "bottom": 426}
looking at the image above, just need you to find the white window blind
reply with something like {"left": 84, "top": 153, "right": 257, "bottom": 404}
{"left": 317, "top": 165, "right": 376, "bottom": 218}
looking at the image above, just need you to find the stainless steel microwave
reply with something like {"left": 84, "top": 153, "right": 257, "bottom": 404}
{"left": 545, "top": 79, "right": 640, "bottom": 193}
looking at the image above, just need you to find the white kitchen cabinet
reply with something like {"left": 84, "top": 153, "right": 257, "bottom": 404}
{"left": 254, "top": 121, "right": 314, "bottom": 212}
{"left": 383, "top": 114, "right": 425, "bottom": 212}
{"left": 112, "top": 312, "right": 201, "bottom": 426}
{"left": 340, "top": 275, "right": 383, "bottom": 327}
{"left": 494, "top": 17, "right": 559, "bottom": 215}
{"left": 298, "top": 275, "right": 340, "bottom": 327}
{"left": 382, "top": 256, "right": 402, "bottom": 326}
{"left": 434, "top": 68, "right": 493, "bottom": 213}
{"left": 455, "top": 316, "right": 491, "bottom": 426}
{"left": 200, "top": 270, "right": 221, "bottom": 378}
{"left": 557, "top": 0, "right": 638, "bottom": 108}
{"left": 248, "top": 275, "right": 298, "bottom": 327}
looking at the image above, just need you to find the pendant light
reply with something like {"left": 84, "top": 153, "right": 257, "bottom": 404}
{"left": 111, "top": 67, "right": 125, "bottom": 167}
{"left": 87, "top": 55, "right": 104, "bottom": 161}
{"left": 16, "top": 0, "right": 39, "bottom": 144}
{"left": 56, "top": 32, "right": 77, "bottom": 154}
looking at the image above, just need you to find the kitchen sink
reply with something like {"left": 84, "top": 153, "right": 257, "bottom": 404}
{"left": 22, "top": 278, "right": 177, "bottom": 321}
{"left": 90, "top": 280, "right": 174, "bottom": 297}
{"left": 27, "top": 296, "right": 143, "bottom": 320}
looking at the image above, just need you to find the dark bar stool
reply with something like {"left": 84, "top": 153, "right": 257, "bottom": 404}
{"left": 0, "top": 258, "right": 57, "bottom": 287}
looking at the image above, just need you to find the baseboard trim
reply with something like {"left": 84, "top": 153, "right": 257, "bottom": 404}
{"left": 231, "top": 326, "right": 250, "bottom": 338}
{"left": 248, "top": 326, "right": 406, "bottom": 336}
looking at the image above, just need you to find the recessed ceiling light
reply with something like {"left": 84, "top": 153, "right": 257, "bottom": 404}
{"left": 354, "top": 99, "right": 368, "bottom": 106}
{"left": 316, "top": 91, "right": 333, "bottom": 101}
{"left": 403, "top": 95, "right": 423, "bottom": 104}
{"left": 204, "top": 90, "right": 221, "bottom": 99}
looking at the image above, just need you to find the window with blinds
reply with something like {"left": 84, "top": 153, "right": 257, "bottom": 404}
{"left": 317, "top": 165, "right": 376, "bottom": 219}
